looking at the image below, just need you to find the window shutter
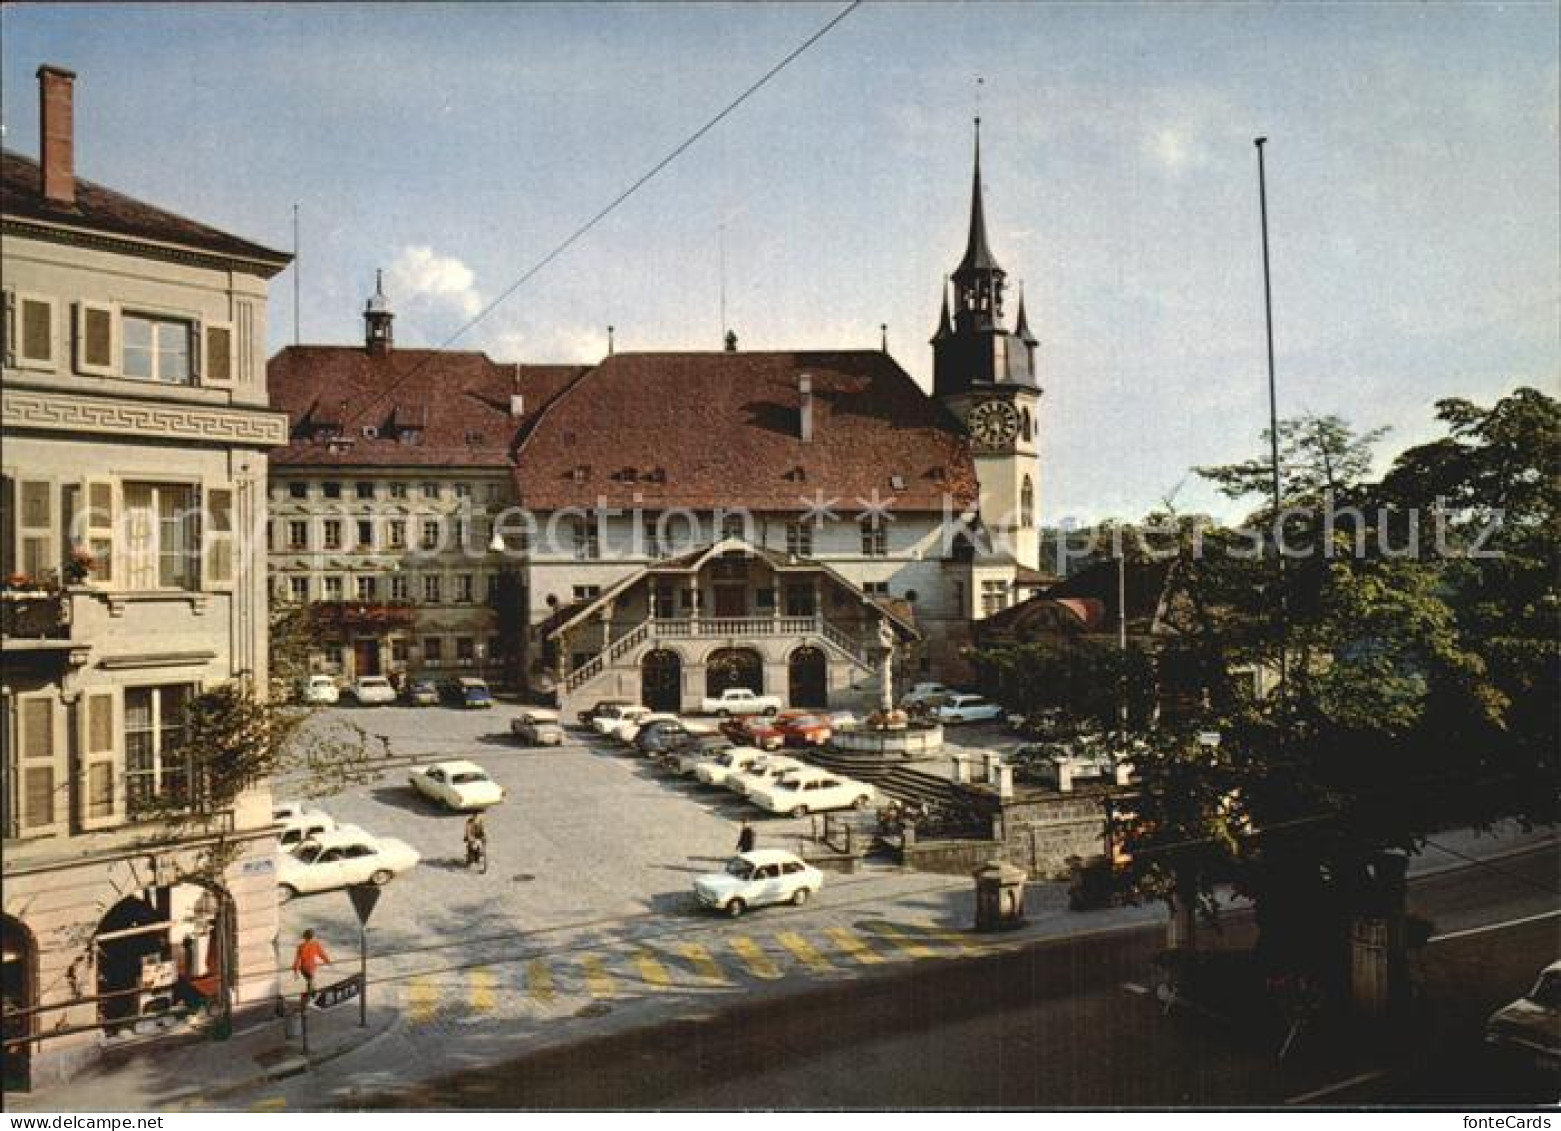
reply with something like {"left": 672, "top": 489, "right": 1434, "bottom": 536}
{"left": 82, "top": 692, "right": 119, "bottom": 827}
{"left": 204, "top": 323, "right": 233, "bottom": 384}
{"left": 204, "top": 486, "right": 235, "bottom": 587}
{"left": 83, "top": 478, "right": 116, "bottom": 585}
{"left": 22, "top": 699, "right": 53, "bottom": 760}
{"left": 19, "top": 697, "right": 63, "bottom": 836}
{"left": 73, "top": 302, "right": 116, "bottom": 375}
{"left": 19, "top": 296, "right": 55, "bottom": 366}
{"left": 23, "top": 768, "right": 55, "bottom": 830}
{"left": 87, "top": 763, "right": 114, "bottom": 821}
{"left": 18, "top": 480, "right": 54, "bottom": 582}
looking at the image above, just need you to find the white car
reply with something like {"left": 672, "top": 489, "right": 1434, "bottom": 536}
{"left": 511, "top": 708, "right": 565, "bottom": 746}
{"left": 693, "top": 850, "right": 824, "bottom": 917}
{"left": 593, "top": 704, "right": 651, "bottom": 737}
{"left": 672, "top": 738, "right": 734, "bottom": 776}
{"left": 299, "top": 675, "right": 339, "bottom": 705}
{"left": 1485, "top": 961, "right": 1560, "bottom": 1070}
{"left": 695, "top": 746, "right": 766, "bottom": 787}
{"left": 278, "top": 809, "right": 337, "bottom": 850}
{"left": 407, "top": 760, "right": 507, "bottom": 810}
{"left": 749, "top": 768, "right": 876, "bottom": 817}
{"left": 728, "top": 754, "right": 805, "bottom": 798}
{"left": 347, "top": 675, "right": 397, "bottom": 705}
{"left": 699, "top": 688, "right": 783, "bottom": 717}
{"left": 901, "top": 682, "right": 953, "bottom": 708}
{"left": 934, "top": 694, "right": 1005, "bottom": 724}
{"left": 613, "top": 711, "right": 679, "bottom": 745}
{"left": 276, "top": 828, "right": 420, "bottom": 900}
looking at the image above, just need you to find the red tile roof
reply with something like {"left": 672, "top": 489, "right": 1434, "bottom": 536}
{"left": 513, "top": 350, "right": 977, "bottom": 512}
{"left": 2, "top": 150, "right": 290, "bottom": 273}
{"left": 268, "top": 345, "right": 585, "bottom": 468}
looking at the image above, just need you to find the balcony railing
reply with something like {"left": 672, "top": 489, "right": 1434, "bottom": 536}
{"left": 1, "top": 590, "right": 71, "bottom": 641}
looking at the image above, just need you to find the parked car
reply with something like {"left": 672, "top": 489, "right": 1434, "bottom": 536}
{"left": 511, "top": 708, "right": 565, "bottom": 746}
{"left": 900, "top": 682, "right": 954, "bottom": 708}
{"left": 695, "top": 746, "right": 766, "bottom": 787}
{"left": 670, "top": 736, "right": 736, "bottom": 776}
{"left": 826, "top": 710, "right": 860, "bottom": 732}
{"left": 934, "top": 694, "right": 1004, "bottom": 725}
{"left": 699, "top": 688, "right": 783, "bottom": 717}
{"left": 749, "top": 768, "right": 876, "bottom": 817}
{"left": 780, "top": 713, "right": 833, "bottom": 748}
{"left": 276, "top": 828, "right": 420, "bottom": 900}
{"left": 613, "top": 711, "right": 679, "bottom": 745}
{"left": 634, "top": 718, "right": 694, "bottom": 756}
{"left": 403, "top": 678, "right": 440, "bottom": 707}
{"left": 278, "top": 809, "right": 337, "bottom": 851}
{"left": 693, "top": 849, "right": 824, "bottom": 917}
{"left": 728, "top": 754, "right": 805, "bottom": 798}
{"left": 407, "top": 759, "right": 507, "bottom": 810}
{"left": 347, "top": 675, "right": 397, "bottom": 705}
{"left": 1485, "top": 961, "right": 1561, "bottom": 1071}
{"left": 578, "top": 698, "right": 637, "bottom": 728}
{"left": 725, "top": 710, "right": 811, "bottom": 751}
{"left": 594, "top": 704, "right": 652, "bottom": 737}
{"left": 444, "top": 677, "right": 494, "bottom": 708}
{"left": 299, "top": 675, "right": 340, "bottom": 705}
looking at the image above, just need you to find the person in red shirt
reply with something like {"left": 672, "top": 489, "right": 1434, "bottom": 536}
{"left": 292, "top": 929, "right": 331, "bottom": 1000}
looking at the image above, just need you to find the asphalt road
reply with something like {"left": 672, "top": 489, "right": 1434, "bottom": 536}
{"left": 377, "top": 844, "right": 1559, "bottom": 1109}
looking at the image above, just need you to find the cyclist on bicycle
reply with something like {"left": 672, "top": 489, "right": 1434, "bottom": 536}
{"left": 464, "top": 812, "right": 487, "bottom": 867}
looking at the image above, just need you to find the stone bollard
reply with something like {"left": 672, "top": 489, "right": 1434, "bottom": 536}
{"left": 1058, "top": 761, "right": 1074, "bottom": 792}
{"left": 996, "top": 763, "right": 1014, "bottom": 799}
{"left": 973, "top": 859, "right": 1027, "bottom": 931}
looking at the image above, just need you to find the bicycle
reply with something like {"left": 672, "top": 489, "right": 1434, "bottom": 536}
{"left": 465, "top": 837, "right": 488, "bottom": 875}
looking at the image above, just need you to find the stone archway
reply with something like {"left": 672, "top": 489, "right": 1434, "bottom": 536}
{"left": 705, "top": 647, "right": 763, "bottom": 698}
{"left": 641, "top": 648, "right": 682, "bottom": 712}
{"left": 94, "top": 881, "right": 234, "bottom": 1035}
{"left": 788, "top": 646, "right": 828, "bottom": 709}
{"left": 2, "top": 914, "right": 36, "bottom": 1091}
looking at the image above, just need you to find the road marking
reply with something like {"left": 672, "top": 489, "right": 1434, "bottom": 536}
{"left": 408, "top": 976, "right": 439, "bottom": 1023}
{"left": 249, "top": 1098, "right": 287, "bottom": 1112}
{"left": 776, "top": 931, "right": 834, "bottom": 973}
{"left": 824, "top": 927, "right": 888, "bottom": 965}
{"left": 729, "top": 935, "right": 783, "bottom": 980}
{"left": 581, "top": 954, "right": 616, "bottom": 998}
{"left": 527, "top": 957, "right": 555, "bottom": 1004}
{"left": 674, "top": 941, "right": 731, "bottom": 986}
{"left": 915, "top": 925, "right": 985, "bottom": 954}
{"left": 634, "top": 948, "right": 674, "bottom": 990}
{"left": 1284, "top": 1069, "right": 1390, "bottom": 1105}
{"left": 864, "top": 921, "right": 937, "bottom": 959}
{"left": 470, "top": 966, "right": 497, "bottom": 1012}
{"left": 1429, "top": 908, "right": 1561, "bottom": 943}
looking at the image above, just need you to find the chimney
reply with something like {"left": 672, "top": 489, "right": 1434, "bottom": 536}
{"left": 724, "top": 329, "right": 738, "bottom": 352}
{"left": 38, "top": 65, "right": 77, "bottom": 207}
{"left": 798, "top": 374, "right": 813, "bottom": 443}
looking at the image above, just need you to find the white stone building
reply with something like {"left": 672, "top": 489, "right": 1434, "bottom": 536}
{"left": 2, "top": 67, "right": 290, "bottom": 1089}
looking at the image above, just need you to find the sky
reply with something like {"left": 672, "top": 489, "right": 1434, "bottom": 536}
{"left": 3, "top": 2, "right": 1556, "bottom": 523}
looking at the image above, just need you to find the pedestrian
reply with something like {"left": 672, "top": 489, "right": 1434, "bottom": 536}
{"left": 292, "top": 928, "right": 331, "bottom": 1002}
{"left": 736, "top": 820, "right": 756, "bottom": 854}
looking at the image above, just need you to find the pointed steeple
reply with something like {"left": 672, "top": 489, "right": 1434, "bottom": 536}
{"left": 1015, "top": 282, "right": 1037, "bottom": 346}
{"left": 955, "top": 117, "right": 1003, "bottom": 278}
{"left": 364, "top": 268, "right": 394, "bottom": 356}
{"left": 931, "top": 278, "right": 954, "bottom": 343}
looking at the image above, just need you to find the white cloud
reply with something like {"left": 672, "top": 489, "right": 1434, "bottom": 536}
{"left": 385, "top": 245, "right": 484, "bottom": 322}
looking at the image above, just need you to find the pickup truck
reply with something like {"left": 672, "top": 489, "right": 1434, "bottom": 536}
{"left": 700, "top": 688, "right": 782, "bottom": 717}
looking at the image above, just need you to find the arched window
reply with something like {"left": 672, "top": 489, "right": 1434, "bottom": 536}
{"left": 1021, "top": 476, "right": 1035, "bottom": 528}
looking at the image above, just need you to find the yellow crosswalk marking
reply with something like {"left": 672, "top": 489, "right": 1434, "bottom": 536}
{"left": 674, "top": 941, "right": 731, "bottom": 986}
{"left": 408, "top": 977, "right": 439, "bottom": 1023}
{"left": 470, "top": 966, "right": 497, "bottom": 1011}
{"left": 776, "top": 930, "right": 834, "bottom": 974}
{"left": 527, "top": 957, "right": 555, "bottom": 1004}
{"left": 635, "top": 949, "right": 674, "bottom": 990}
{"left": 729, "top": 935, "right": 782, "bottom": 980}
{"left": 916, "top": 926, "right": 985, "bottom": 954}
{"left": 249, "top": 1098, "right": 287, "bottom": 1112}
{"left": 581, "top": 953, "right": 616, "bottom": 998}
{"left": 866, "top": 922, "right": 937, "bottom": 959}
{"left": 824, "top": 927, "right": 888, "bottom": 965}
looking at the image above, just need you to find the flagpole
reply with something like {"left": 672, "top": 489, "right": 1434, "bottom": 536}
{"left": 1255, "top": 137, "right": 1288, "bottom": 707}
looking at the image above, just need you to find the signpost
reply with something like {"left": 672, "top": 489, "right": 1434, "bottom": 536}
{"left": 346, "top": 884, "right": 382, "bottom": 1029}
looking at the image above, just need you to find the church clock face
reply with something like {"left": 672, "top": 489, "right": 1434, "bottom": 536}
{"left": 966, "top": 399, "right": 1021, "bottom": 448}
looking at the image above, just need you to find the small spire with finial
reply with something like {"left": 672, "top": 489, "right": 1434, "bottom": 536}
{"left": 880, "top": 323, "right": 888, "bottom": 353}
{"left": 607, "top": 325, "right": 615, "bottom": 356}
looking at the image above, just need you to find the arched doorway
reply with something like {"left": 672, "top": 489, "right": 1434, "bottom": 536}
{"left": 2, "top": 915, "right": 36, "bottom": 1091}
{"left": 788, "top": 646, "right": 828, "bottom": 709}
{"left": 641, "top": 648, "right": 682, "bottom": 712}
{"left": 96, "top": 895, "right": 165, "bottom": 1033}
{"left": 705, "top": 648, "right": 762, "bottom": 698}
{"left": 94, "top": 883, "right": 233, "bottom": 1036}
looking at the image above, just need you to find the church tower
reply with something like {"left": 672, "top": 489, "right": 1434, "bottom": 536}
{"left": 933, "top": 119, "right": 1042, "bottom": 570}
